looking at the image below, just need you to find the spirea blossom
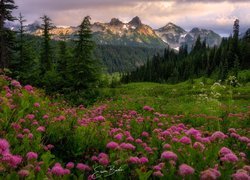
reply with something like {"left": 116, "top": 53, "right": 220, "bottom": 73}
{"left": 161, "top": 151, "right": 178, "bottom": 161}
{"left": 179, "top": 164, "right": 195, "bottom": 176}
{"left": 26, "top": 152, "right": 38, "bottom": 160}
{"left": 106, "top": 142, "right": 119, "bottom": 149}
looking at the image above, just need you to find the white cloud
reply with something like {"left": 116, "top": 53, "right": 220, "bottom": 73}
{"left": 13, "top": 0, "right": 250, "bottom": 35}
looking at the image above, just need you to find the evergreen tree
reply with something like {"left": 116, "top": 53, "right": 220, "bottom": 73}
{"left": 0, "top": 0, "right": 17, "bottom": 68}
{"left": 243, "top": 29, "right": 250, "bottom": 42}
{"left": 13, "top": 13, "right": 26, "bottom": 73}
{"left": 192, "top": 36, "right": 202, "bottom": 53}
{"left": 71, "top": 16, "right": 101, "bottom": 91}
{"left": 40, "top": 15, "right": 54, "bottom": 75}
{"left": 233, "top": 19, "right": 240, "bottom": 40}
{"left": 57, "top": 39, "right": 72, "bottom": 87}
{"left": 18, "top": 13, "right": 25, "bottom": 64}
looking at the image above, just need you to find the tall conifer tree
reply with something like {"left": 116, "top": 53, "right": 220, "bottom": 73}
{"left": 71, "top": 16, "right": 100, "bottom": 91}
{"left": 0, "top": 0, "right": 17, "bottom": 68}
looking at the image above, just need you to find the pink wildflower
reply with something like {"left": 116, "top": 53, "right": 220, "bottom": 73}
{"left": 163, "top": 144, "right": 171, "bottom": 149}
{"left": 179, "top": 136, "right": 192, "bottom": 145}
{"left": 179, "top": 164, "right": 195, "bottom": 176}
{"left": 140, "top": 157, "right": 149, "bottom": 164}
{"left": 76, "top": 163, "right": 91, "bottom": 171}
{"left": 37, "top": 126, "right": 46, "bottom": 132}
{"left": 28, "top": 133, "right": 33, "bottom": 139}
{"left": 11, "top": 123, "right": 21, "bottom": 130}
{"left": 35, "top": 166, "right": 41, "bottom": 172}
{"left": 153, "top": 171, "right": 164, "bottom": 177}
{"left": 18, "top": 170, "right": 29, "bottom": 177}
{"left": 219, "top": 147, "right": 232, "bottom": 156}
{"left": 106, "top": 142, "right": 119, "bottom": 149}
{"left": 2, "top": 154, "right": 22, "bottom": 168}
{"left": 232, "top": 171, "right": 250, "bottom": 180}
{"left": 135, "top": 139, "right": 143, "bottom": 144}
{"left": 126, "top": 136, "right": 134, "bottom": 142}
{"left": 91, "top": 156, "right": 98, "bottom": 161}
{"left": 99, "top": 158, "right": 109, "bottom": 166}
{"left": 239, "top": 136, "right": 250, "bottom": 143}
{"left": 142, "top": 131, "right": 149, "bottom": 137}
{"left": 26, "top": 152, "right": 38, "bottom": 160}
{"left": 128, "top": 156, "right": 140, "bottom": 164}
{"left": 243, "top": 165, "right": 250, "bottom": 172}
{"left": 0, "top": 139, "right": 10, "bottom": 155}
{"left": 210, "top": 131, "right": 226, "bottom": 141}
{"left": 11, "top": 80, "right": 22, "bottom": 88}
{"left": 43, "top": 114, "right": 49, "bottom": 119}
{"left": 66, "top": 162, "right": 74, "bottom": 169}
{"left": 24, "top": 85, "right": 33, "bottom": 92}
{"left": 51, "top": 163, "right": 65, "bottom": 176}
{"left": 98, "top": 153, "right": 108, "bottom": 159}
{"left": 34, "top": 102, "right": 40, "bottom": 107}
{"left": 161, "top": 130, "right": 171, "bottom": 136}
{"left": 64, "top": 169, "right": 70, "bottom": 175}
{"left": 161, "top": 151, "right": 178, "bottom": 161}
{"left": 143, "top": 105, "right": 154, "bottom": 111}
{"left": 26, "top": 114, "right": 35, "bottom": 120}
{"left": 120, "top": 143, "right": 136, "bottom": 150}
{"left": 221, "top": 153, "right": 238, "bottom": 163}
{"left": 94, "top": 116, "right": 105, "bottom": 121}
{"left": 153, "top": 165, "right": 162, "bottom": 171}
{"left": 193, "top": 142, "right": 205, "bottom": 151}
{"left": 23, "top": 128, "right": 30, "bottom": 134}
{"left": 114, "top": 133, "right": 123, "bottom": 140}
{"left": 17, "top": 134, "right": 24, "bottom": 139}
{"left": 200, "top": 168, "right": 221, "bottom": 180}
{"left": 47, "top": 144, "right": 54, "bottom": 150}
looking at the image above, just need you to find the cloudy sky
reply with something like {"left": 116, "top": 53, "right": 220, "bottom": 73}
{"left": 14, "top": 0, "right": 250, "bottom": 36}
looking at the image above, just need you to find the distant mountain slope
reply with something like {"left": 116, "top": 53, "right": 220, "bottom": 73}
{"left": 155, "top": 22, "right": 222, "bottom": 51}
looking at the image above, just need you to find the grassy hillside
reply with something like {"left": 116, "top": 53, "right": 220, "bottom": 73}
{"left": 0, "top": 75, "right": 249, "bottom": 179}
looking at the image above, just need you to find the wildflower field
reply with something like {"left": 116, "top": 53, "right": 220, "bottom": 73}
{"left": 0, "top": 75, "right": 249, "bottom": 179}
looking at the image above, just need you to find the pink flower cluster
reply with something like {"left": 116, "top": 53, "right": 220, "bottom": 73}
{"left": 128, "top": 156, "right": 149, "bottom": 164}
{"left": 120, "top": 143, "right": 136, "bottom": 150}
{"left": 51, "top": 163, "right": 70, "bottom": 176}
{"left": 0, "top": 139, "right": 22, "bottom": 168}
{"left": 24, "top": 85, "right": 33, "bottom": 92}
{"left": 143, "top": 105, "right": 154, "bottom": 111}
{"left": 26, "top": 152, "right": 38, "bottom": 160}
{"left": 200, "top": 168, "right": 221, "bottom": 180}
{"left": 76, "top": 163, "right": 91, "bottom": 171}
{"left": 179, "top": 164, "right": 195, "bottom": 176}
{"left": 161, "top": 151, "right": 178, "bottom": 161}
{"left": 219, "top": 147, "right": 238, "bottom": 163}
{"left": 106, "top": 141, "right": 119, "bottom": 149}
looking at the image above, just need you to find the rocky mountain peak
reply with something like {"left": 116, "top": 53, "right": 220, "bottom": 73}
{"left": 190, "top": 27, "right": 206, "bottom": 33}
{"left": 109, "top": 18, "right": 123, "bottom": 26}
{"left": 129, "top": 16, "right": 142, "bottom": 27}
{"left": 158, "top": 22, "right": 186, "bottom": 33}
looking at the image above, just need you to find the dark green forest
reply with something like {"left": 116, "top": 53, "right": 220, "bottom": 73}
{"left": 122, "top": 20, "right": 250, "bottom": 84}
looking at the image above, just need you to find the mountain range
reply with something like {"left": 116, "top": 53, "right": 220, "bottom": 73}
{"left": 155, "top": 22, "right": 221, "bottom": 51}
{"left": 6, "top": 16, "right": 222, "bottom": 51}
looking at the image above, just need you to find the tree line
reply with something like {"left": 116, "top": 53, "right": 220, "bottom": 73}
{"left": 122, "top": 19, "right": 250, "bottom": 84}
